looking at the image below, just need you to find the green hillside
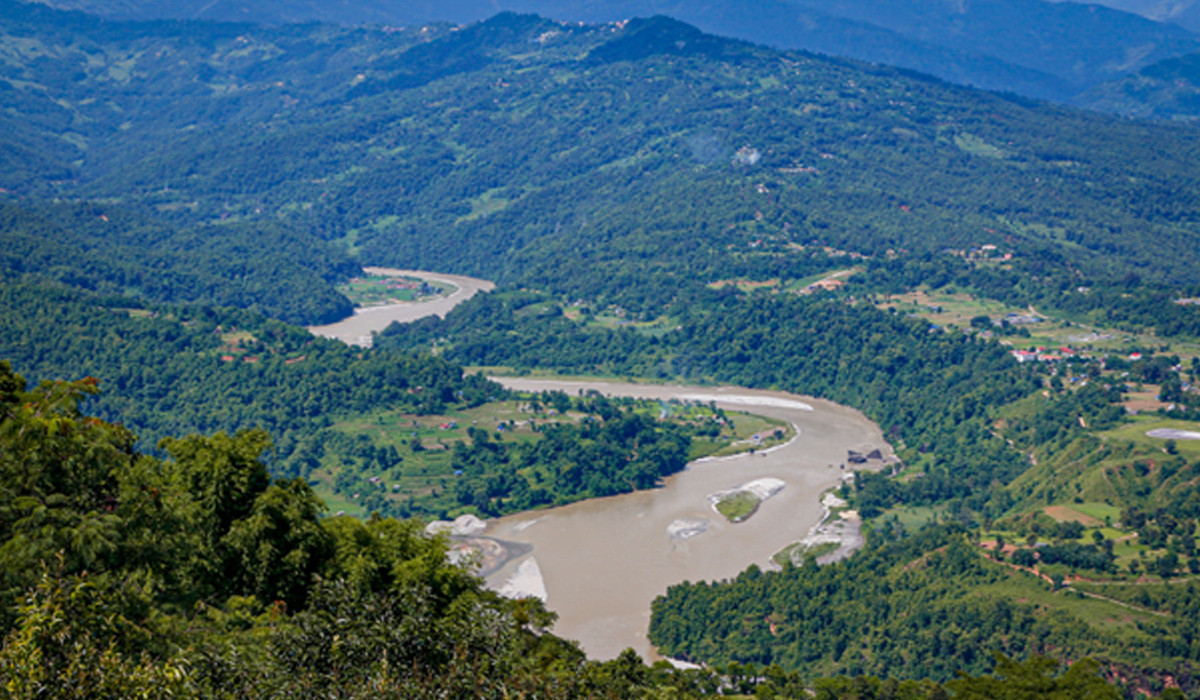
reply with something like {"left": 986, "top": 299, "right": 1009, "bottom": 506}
{"left": 4, "top": 4, "right": 1200, "bottom": 308}
{"left": 1077, "top": 50, "right": 1200, "bottom": 120}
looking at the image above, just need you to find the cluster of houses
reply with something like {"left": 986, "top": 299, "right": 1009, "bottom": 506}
{"left": 1002, "top": 312, "right": 1042, "bottom": 325}
{"left": 944, "top": 243, "right": 1013, "bottom": 262}
{"left": 1011, "top": 346, "right": 1077, "bottom": 363}
{"left": 1011, "top": 346, "right": 1149, "bottom": 365}
{"left": 847, "top": 448, "right": 884, "bottom": 464}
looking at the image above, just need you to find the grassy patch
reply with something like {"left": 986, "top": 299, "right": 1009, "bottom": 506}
{"left": 456, "top": 187, "right": 512, "bottom": 223}
{"left": 773, "top": 540, "right": 839, "bottom": 566}
{"left": 972, "top": 566, "right": 1158, "bottom": 630}
{"left": 338, "top": 273, "right": 453, "bottom": 307}
{"left": 690, "top": 413, "right": 792, "bottom": 460}
{"left": 1071, "top": 502, "right": 1123, "bottom": 524}
{"left": 1099, "top": 417, "right": 1200, "bottom": 458}
{"left": 877, "top": 504, "right": 951, "bottom": 531}
{"left": 954, "top": 133, "right": 1007, "bottom": 159}
{"left": 714, "top": 491, "right": 761, "bottom": 523}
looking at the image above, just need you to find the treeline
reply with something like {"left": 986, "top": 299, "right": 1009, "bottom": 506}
{"left": 0, "top": 198, "right": 358, "bottom": 324}
{"left": 384, "top": 289, "right": 1039, "bottom": 515}
{"left": 449, "top": 394, "right": 692, "bottom": 516}
{"left": 648, "top": 526, "right": 1200, "bottom": 688}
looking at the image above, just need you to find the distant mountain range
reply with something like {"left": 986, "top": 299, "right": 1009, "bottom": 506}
{"left": 24, "top": 0, "right": 1200, "bottom": 107}
{"left": 1046, "top": 0, "right": 1200, "bottom": 32}
{"left": 1075, "top": 48, "right": 1200, "bottom": 119}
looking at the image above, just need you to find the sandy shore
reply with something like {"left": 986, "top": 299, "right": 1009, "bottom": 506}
{"left": 497, "top": 557, "right": 548, "bottom": 602}
{"left": 478, "top": 377, "right": 892, "bottom": 660}
{"left": 790, "top": 491, "right": 865, "bottom": 566}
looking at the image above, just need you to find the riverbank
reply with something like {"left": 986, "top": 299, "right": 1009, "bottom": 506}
{"left": 476, "top": 377, "right": 892, "bottom": 661}
{"left": 307, "top": 268, "right": 494, "bottom": 347}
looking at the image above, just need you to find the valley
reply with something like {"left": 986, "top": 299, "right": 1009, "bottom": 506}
{"left": 2, "top": 1, "right": 1200, "bottom": 696}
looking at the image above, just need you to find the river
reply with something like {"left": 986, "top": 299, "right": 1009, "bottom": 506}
{"left": 481, "top": 378, "right": 891, "bottom": 662}
{"left": 307, "top": 272, "right": 889, "bottom": 662}
{"left": 307, "top": 267, "right": 495, "bottom": 347}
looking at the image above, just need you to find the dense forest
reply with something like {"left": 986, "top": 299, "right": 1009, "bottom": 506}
{"left": 649, "top": 527, "right": 1200, "bottom": 684}
{"left": 443, "top": 394, "right": 693, "bottom": 516}
{"left": 0, "top": 280, "right": 499, "bottom": 453}
{"left": 0, "top": 199, "right": 358, "bottom": 324}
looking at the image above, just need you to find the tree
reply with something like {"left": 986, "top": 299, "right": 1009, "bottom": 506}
{"left": 946, "top": 654, "right": 1120, "bottom": 699}
{"left": 159, "top": 429, "right": 275, "bottom": 601}
{"left": 0, "top": 569, "right": 190, "bottom": 699}
{"left": 223, "top": 478, "right": 334, "bottom": 611}
{"left": 1155, "top": 553, "right": 1179, "bottom": 580}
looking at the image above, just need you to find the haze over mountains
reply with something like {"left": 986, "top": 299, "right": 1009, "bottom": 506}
{"left": 1047, "top": 0, "right": 1200, "bottom": 32}
{"left": 26, "top": 0, "right": 1200, "bottom": 109}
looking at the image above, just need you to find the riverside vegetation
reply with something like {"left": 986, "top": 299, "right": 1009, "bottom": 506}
{"left": 3, "top": 2, "right": 1200, "bottom": 696}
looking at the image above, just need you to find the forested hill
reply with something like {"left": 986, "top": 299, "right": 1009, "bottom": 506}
{"left": 4, "top": 4, "right": 1200, "bottom": 316}
{"left": 0, "top": 199, "right": 358, "bottom": 324}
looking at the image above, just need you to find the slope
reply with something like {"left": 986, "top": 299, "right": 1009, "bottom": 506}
{"left": 14, "top": 10, "right": 1194, "bottom": 297}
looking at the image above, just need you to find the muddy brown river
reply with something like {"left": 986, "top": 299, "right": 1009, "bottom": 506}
{"left": 307, "top": 267, "right": 495, "bottom": 347}
{"left": 483, "top": 378, "right": 890, "bottom": 662}
{"left": 308, "top": 274, "right": 889, "bottom": 661}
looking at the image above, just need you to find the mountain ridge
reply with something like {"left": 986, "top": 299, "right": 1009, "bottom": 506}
{"left": 19, "top": 0, "right": 1199, "bottom": 105}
